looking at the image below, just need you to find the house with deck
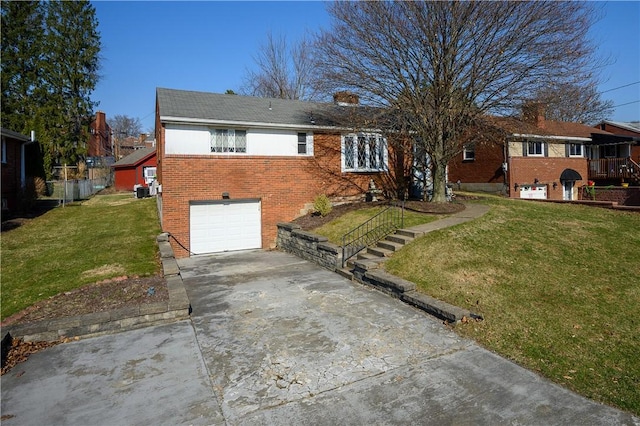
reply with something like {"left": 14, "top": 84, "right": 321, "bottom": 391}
{"left": 448, "top": 105, "right": 638, "bottom": 201}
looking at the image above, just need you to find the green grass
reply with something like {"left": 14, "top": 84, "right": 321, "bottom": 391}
{"left": 384, "top": 196, "right": 640, "bottom": 415}
{"left": 312, "top": 206, "right": 442, "bottom": 244}
{"left": 1, "top": 193, "right": 161, "bottom": 320}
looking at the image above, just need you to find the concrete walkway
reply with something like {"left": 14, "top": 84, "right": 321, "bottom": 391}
{"left": 406, "top": 202, "right": 491, "bottom": 234}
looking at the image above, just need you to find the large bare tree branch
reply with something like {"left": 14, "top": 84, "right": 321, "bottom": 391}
{"left": 314, "top": 1, "right": 604, "bottom": 201}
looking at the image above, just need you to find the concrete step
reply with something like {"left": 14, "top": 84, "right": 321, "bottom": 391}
{"left": 357, "top": 252, "right": 379, "bottom": 261}
{"left": 335, "top": 267, "right": 354, "bottom": 280}
{"left": 377, "top": 240, "right": 404, "bottom": 252}
{"left": 396, "top": 228, "right": 424, "bottom": 239}
{"left": 386, "top": 234, "right": 413, "bottom": 245}
{"left": 367, "top": 246, "right": 394, "bottom": 258}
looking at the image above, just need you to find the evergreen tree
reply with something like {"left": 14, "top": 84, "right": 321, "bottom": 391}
{"left": 40, "top": 0, "right": 101, "bottom": 170}
{"left": 1, "top": 0, "right": 45, "bottom": 133}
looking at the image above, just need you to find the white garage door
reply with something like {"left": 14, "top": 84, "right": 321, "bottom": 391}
{"left": 190, "top": 200, "right": 261, "bottom": 255}
{"left": 519, "top": 185, "right": 547, "bottom": 200}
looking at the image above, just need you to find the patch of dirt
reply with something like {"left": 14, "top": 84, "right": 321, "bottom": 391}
{"left": 1, "top": 275, "right": 169, "bottom": 375}
{"left": 1, "top": 275, "right": 169, "bottom": 326}
{"left": 291, "top": 199, "right": 467, "bottom": 231}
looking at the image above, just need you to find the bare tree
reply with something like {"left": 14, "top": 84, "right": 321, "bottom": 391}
{"left": 242, "top": 32, "right": 318, "bottom": 101}
{"left": 314, "top": 1, "right": 603, "bottom": 201}
{"left": 532, "top": 82, "right": 613, "bottom": 124}
{"left": 108, "top": 114, "right": 142, "bottom": 138}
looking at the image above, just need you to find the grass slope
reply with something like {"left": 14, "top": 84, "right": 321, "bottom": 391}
{"left": 312, "top": 206, "right": 442, "bottom": 245}
{"left": 1, "top": 194, "right": 161, "bottom": 320}
{"left": 384, "top": 197, "right": 639, "bottom": 415}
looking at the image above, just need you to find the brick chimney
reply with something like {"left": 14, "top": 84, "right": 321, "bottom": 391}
{"left": 333, "top": 91, "right": 359, "bottom": 106}
{"left": 522, "top": 102, "right": 545, "bottom": 129}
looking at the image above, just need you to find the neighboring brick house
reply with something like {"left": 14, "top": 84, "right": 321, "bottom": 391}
{"left": 112, "top": 146, "right": 157, "bottom": 191}
{"left": 1, "top": 128, "right": 36, "bottom": 213}
{"left": 155, "top": 88, "right": 390, "bottom": 257}
{"left": 448, "top": 105, "right": 622, "bottom": 201}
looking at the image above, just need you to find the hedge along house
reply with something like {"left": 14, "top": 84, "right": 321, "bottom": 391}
{"left": 112, "top": 146, "right": 157, "bottom": 192}
{"left": 155, "top": 88, "right": 391, "bottom": 258}
{"left": 448, "top": 104, "right": 618, "bottom": 201}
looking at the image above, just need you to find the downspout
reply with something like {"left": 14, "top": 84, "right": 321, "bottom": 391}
{"left": 20, "top": 131, "right": 37, "bottom": 188}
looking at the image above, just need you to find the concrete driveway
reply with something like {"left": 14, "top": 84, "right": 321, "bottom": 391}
{"left": 2, "top": 250, "right": 637, "bottom": 425}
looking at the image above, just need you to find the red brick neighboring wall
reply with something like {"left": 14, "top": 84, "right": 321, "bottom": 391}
{"left": 508, "top": 157, "right": 588, "bottom": 200}
{"left": 579, "top": 187, "right": 640, "bottom": 206}
{"left": 160, "top": 131, "right": 384, "bottom": 258}
{"left": 448, "top": 141, "right": 505, "bottom": 185}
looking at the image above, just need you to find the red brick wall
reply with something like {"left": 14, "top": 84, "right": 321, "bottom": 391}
{"left": 159, "top": 130, "right": 383, "bottom": 257}
{"left": 1, "top": 138, "right": 22, "bottom": 211}
{"left": 508, "top": 157, "right": 588, "bottom": 200}
{"left": 579, "top": 186, "right": 640, "bottom": 206}
{"left": 448, "top": 141, "right": 505, "bottom": 184}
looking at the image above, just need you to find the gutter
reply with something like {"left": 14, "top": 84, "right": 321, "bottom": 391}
{"left": 20, "top": 131, "right": 37, "bottom": 189}
{"left": 159, "top": 115, "right": 381, "bottom": 133}
{"left": 510, "top": 133, "right": 592, "bottom": 142}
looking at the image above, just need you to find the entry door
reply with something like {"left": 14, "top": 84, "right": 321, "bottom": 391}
{"left": 563, "top": 181, "right": 574, "bottom": 200}
{"left": 190, "top": 200, "right": 261, "bottom": 255}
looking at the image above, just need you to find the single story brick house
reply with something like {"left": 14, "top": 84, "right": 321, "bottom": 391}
{"left": 155, "top": 88, "right": 390, "bottom": 257}
{"left": 112, "top": 146, "right": 157, "bottom": 192}
{"left": 448, "top": 105, "right": 630, "bottom": 201}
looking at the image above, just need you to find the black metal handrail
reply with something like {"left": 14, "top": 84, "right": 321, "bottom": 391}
{"left": 341, "top": 202, "right": 404, "bottom": 268}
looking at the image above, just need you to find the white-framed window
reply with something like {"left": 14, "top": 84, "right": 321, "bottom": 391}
{"left": 568, "top": 143, "right": 583, "bottom": 157}
{"left": 527, "top": 141, "right": 543, "bottom": 156}
{"left": 342, "top": 133, "right": 387, "bottom": 172}
{"left": 210, "top": 129, "right": 247, "bottom": 153}
{"left": 1, "top": 138, "right": 6, "bottom": 164}
{"left": 143, "top": 166, "right": 157, "bottom": 184}
{"left": 463, "top": 143, "right": 475, "bottom": 161}
{"left": 298, "top": 132, "right": 307, "bottom": 154}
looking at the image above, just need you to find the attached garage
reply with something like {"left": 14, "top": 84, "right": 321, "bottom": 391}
{"left": 189, "top": 200, "right": 262, "bottom": 255}
{"left": 519, "top": 184, "right": 547, "bottom": 199}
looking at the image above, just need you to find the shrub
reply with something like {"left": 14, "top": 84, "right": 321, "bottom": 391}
{"left": 313, "top": 194, "right": 332, "bottom": 217}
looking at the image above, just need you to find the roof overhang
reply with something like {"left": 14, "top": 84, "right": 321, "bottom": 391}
{"left": 587, "top": 133, "right": 640, "bottom": 146}
{"left": 509, "top": 133, "right": 592, "bottom": 142}
{"left": 159, "top": 115, "right": 383, "bottom": 133}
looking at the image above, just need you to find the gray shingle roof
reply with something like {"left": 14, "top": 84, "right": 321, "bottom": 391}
{"left": 156, "top": 87, "right": 338, "bottom": 129}
{"left": 112, "top": 146, "right": 155, "bottom": 168}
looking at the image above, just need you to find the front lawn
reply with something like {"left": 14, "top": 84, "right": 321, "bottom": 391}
{"left": 384, "top": 196, "right": 640, "bottom": 415}
{"left": 1, "top": 193, "right": 161, "bottom": 320}
{"left": 311, "top": 206, "right": 442, "bottom": 245}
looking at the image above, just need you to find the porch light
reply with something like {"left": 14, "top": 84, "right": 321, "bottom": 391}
{"left": 514, "top": 183, "right": 519, "bottom": 191}
{"left": 553, "top": 182, "right": 558, "bottom": 190}
{"left": 222, "top": 192, "right": 230, "bottom": 199}
{"left": 534, "top": 178, "right": 539, "bottom": 184}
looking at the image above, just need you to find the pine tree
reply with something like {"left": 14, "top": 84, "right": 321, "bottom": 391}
{"left": 40, "top": 0, "right": 101, "bottom": 169}
{"left": 1, "top": 0, "right": 45, "bottom": 133}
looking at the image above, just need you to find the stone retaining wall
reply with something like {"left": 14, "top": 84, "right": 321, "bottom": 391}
{"left": 276, "top": 223, "right": 342, "bottom": 271}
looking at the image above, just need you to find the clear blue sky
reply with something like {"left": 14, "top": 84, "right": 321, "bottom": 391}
{"left": 91, "top": 1, "right": 640, "bottom": 132}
